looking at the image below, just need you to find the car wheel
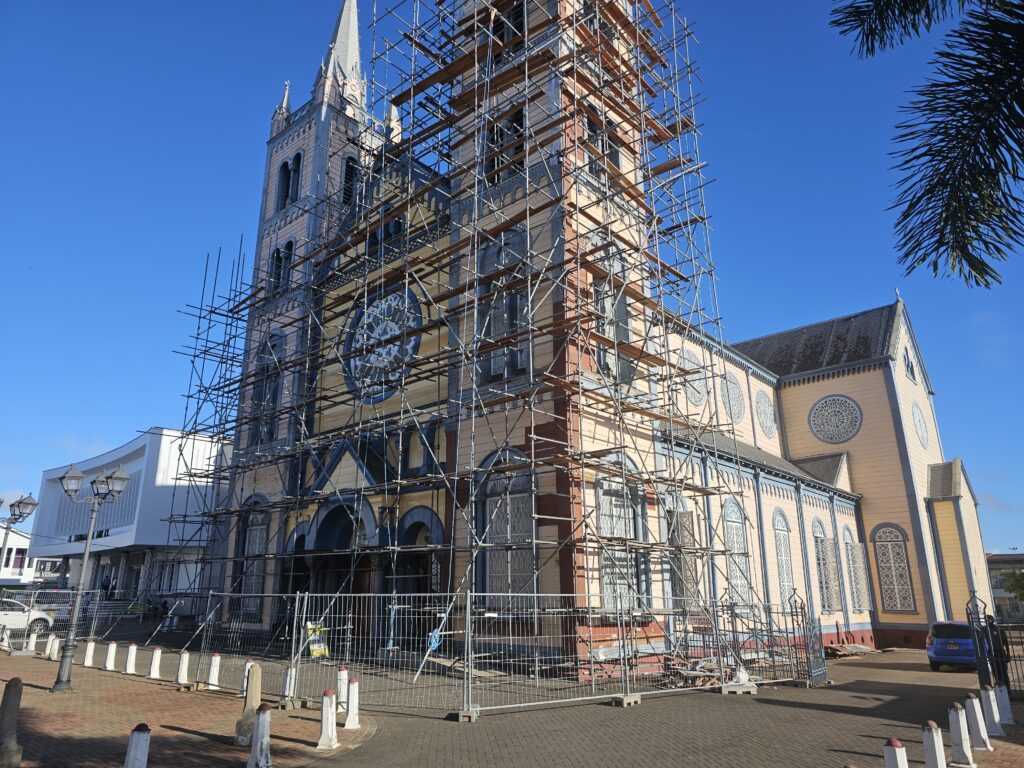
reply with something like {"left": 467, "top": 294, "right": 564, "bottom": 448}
{"left": 929, "top": 661, "right": 940, "bottom": 671}
{"left": 28, "top": 619, "right": 49, "bottom": 635}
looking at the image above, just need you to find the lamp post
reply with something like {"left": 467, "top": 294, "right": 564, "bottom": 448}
{"left": 1, "top": 494, "right": 38, "bottom": 578}
{"left": 51, "top": 464, "right": 130, "bottom": 693}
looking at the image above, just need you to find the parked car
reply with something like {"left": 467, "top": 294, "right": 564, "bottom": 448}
{"left": 926, "top": 621, "right": 976, "bottom": 671}
{"left": 0, "top": 598, "right": 54, "bottom": 635}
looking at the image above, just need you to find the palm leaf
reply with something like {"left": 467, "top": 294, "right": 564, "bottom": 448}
{"left": 830, "top": 0, "right": 979, "bottom": 56}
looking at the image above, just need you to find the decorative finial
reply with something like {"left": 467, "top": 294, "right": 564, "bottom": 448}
{"left": 894, "top": 287, "right": 902, "bottom": 302}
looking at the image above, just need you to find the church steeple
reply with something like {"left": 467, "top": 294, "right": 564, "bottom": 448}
{"left": 314, "top": 0, "right": 364, "bottom": 114}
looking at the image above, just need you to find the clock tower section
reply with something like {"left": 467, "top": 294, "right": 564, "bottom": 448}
{"left": 231, "top": 0, "right": 366, "bottom": 590}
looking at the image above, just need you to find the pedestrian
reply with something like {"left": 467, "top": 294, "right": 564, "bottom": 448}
{"left": 101, "top": 575, "right": 111, "bottom": 600}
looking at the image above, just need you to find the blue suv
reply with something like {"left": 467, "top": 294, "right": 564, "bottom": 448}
{"left": 926, "top": 622, "right": 976, "bottom": 671}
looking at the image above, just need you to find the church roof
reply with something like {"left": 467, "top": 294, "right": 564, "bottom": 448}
{"left": 792, "top": 453, "right": 847, "bottom": 487}
{"left": 731, "top": 302, "right": 900, "bottom": 378}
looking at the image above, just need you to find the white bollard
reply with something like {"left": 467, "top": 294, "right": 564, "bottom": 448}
{"left": 48, "top": 636, "right": 62, "bottom": 661}
{"left": 175, "top": 651, "right": 190, "bottom": 685}
{"left": 26, "top": 632, "right": 38, "bottom": 654}
{"left": 147, "top": 647, "right": 162, "bottom": 680}
{"left": 336, "top": 666, "right": 348, "bottom": 713}
{"left": 123, "top": 722, "right": 151, "bottom": 768}
{"left": 343, "top": 678, "right": 360, "bottom": 730}
{"left": 980, "top": 686, "right": 1006, "bottom": 737}
{"left": 124, "top": 643, "right": 138, "bottom": 676}
{"left": 104, "top": 642, "right": 118, "bottom": 671}
{"left": 246, "top": 703, "right": 273, "bottom": 768}
{"left": 883, "top": 737, "right": 910, "bottom": 768}
{"left": 83, "top": 639, "right": 96, "bottom": 667}
{"left": 316, "top": 690, "right": 339, "bottom": 750}
{"left": 995, "top": 684, "right": 1015, "bottom": 725}
{"left": 239, "top": 659, "right": 254, "bottom": 698}
{"left": 0, "top": 627, "right": 10, "bottom": 652}
{"left": 922, "top": 721, "right": 947, "bottom": 768}
{"left": 43, "top": 634, "right": 56, "bottom": 659}
{"left": 963, "top": 693, "right": 992, "bottom": 752}
{"left": 208, "top": 653, "right": 221, "bottom": 691}
{"left": 279, "top": 664, "right": 296, "bottom": 707}
{"left": 949, "top": 702, "right": 976, "bottom": 767}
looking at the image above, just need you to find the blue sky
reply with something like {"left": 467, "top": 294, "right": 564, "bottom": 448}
{"left": 1, "top": 2, "right": 1020, "bottom": 552}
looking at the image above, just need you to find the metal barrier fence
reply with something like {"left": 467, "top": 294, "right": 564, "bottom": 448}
{"left": 187, "top": 591, "right": 826, "bottom": 716}
{"left": 968, "top": 593, "right": 1024, "bottom": 699}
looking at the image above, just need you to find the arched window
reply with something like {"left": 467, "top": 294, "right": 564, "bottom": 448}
{"left": 873, "top": 525, "right": 915, "bottom": 612}
{"left": 275, "top": 161, "right": 292, "bottom": 212}
{"left": 289, "top": 153, "right": 302, "bottom": 203}
{"left": 342, "top": 156, "right": 359, "bottom": 206}
{"left": 723, "top": 500, "right": 751, "bottom": 605}
{"left": 598, "top": 462, "right": 648, "bottom": 610}
{"left": 235, "top": 505, "right": 269, "bottom": 622}
{"left": 480, "top": 459, "right": 534, "bottom": 608}
{"left": 594, "top": 245, "right": 636, "bottom": 386}
{"left": 813, "top": 519, "right": 840, "bottom": 612}
{"left": 250, "top": 335, "right": 283, "bottom": 445}
{"left": 270, "top": 240, "right": 293, "bottom": 293}
{"left": 478, "top": 234, "right": 528, "bottom": 382}
{"left": 773, "top": 509, "right": 794, "bottom": 603}
{"left": 663, "top": 493, "right": 695, "bottom": 607}
{"left": 844, "top": 526, "right": 870, "bottom": 611}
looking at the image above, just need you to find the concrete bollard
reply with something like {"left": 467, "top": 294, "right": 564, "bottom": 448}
{"left": 883, "top": 737, "right": 909, "bottom": 768}
{"left": 980, "top": 686, "right": 1006, "bottom": 737}
{"left": 0, "top": 628, "right": 9, "bottom": 652}
{"left": 123, "top": 723, "right": 151, "bottom": 768}
{"left": 41, "top": 634, "right": 53, "bottom": 659}
{"left": 104, "top": 642, "right": 118, "bottom": 671}
{"left": 995, "top": 684, "right": 1015, "bottom": 725}
{"left": 124, "top": 643, "right": 138, "bottom": 676}
{"left": 48, "top": 636, "right": 61, "bottom": 661}
{"left": 278, "top": 664, "right": 296, "bottom": 708}
{"left": 336, "top": 666, "right": 348, "bottom": 713}
{"left": 922, "top": 721, "right": 947, "bottom": 768}
{"left": 147, "top": 647, "right": 162, "bottom": 680}
{"left": 316, "top": 690, "right": 339, "bottom": 750}
{"left": 234, "top": 663, "right": 263, "bottom": 747}
{"left": 83, "top": 639, "right": 95, "bottom": 667}
{"left": 207, "top": 653, "right": 221, "bottom": 691}
{"left": 964, "top": 693, "right": 993, "bottom": 751}
{"left": 343, "top": 678, "right": 360, "bottom": 730}
{"left": 246, "top": 703, "right": 272, "bottom": 768}
{"left": 949, "top": 702, "right": 976, "bottom": 767}
{"left": 0, "top": 677, "right": 24, "bottom": 768}
{"left": 26, "top": 633, "right": 38, "bottom": 654}
{"left": 175, "top": 651, "right": 190, "bottom": 685}
{"left": 239, "top": 659, "right": 254, "bottom": 698}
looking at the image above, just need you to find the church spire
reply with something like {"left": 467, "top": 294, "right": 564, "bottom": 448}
{"left": 271, "top": 80, "right": 292, "bottom": 136}
{"left": 315, "top": 0, "right": 364, "bottom": 113}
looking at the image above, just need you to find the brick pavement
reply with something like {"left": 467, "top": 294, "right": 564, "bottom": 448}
{"left": 0, "top": 654, "right": 375, "bottom": 767}
{"left": 2, "top": 648, "right": 1023, "bottom": 766}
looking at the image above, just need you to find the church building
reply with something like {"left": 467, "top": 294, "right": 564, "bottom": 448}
{"left": 214, "top": 0, "right": 991, "bottom": 661}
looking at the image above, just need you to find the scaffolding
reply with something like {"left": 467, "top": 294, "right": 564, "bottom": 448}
{"left": 168, "top": 0, "right": 821, "bottom": 709}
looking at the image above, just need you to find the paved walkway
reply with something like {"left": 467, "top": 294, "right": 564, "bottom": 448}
{"left": 2, "top": 649, "right": 1022, "bottom": 766}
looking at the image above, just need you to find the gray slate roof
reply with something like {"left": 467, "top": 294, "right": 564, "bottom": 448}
{"left": 792, "top": 454, "right": 846, "bottom": 487}
{"left": 731, "top": 303, "right": 899, "bottom": 377}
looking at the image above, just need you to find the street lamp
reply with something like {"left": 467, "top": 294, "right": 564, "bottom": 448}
{"left": 1, "top": 494, "right": 38, "bottom": 578}
{"left": 50, "top": 464, "right": 130, "bottom": 694}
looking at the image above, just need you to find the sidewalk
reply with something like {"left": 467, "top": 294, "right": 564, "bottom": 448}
{"left": 2, "top": 649, "right": 1023, "bottom": 767}
{"left": 1, "top": 655, "right": 374, "bottom": 767}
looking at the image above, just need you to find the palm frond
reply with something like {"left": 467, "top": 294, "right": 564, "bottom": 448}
{"left": 830, "top": 0, "right": 977, "bottom": 55}
{"left": 892, "top": 4, "right": 1024, "bottom": 286}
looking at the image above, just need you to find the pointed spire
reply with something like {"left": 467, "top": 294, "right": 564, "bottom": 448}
{"left": 385, "top": 104, "right": 403, "bottom": 143}
{"left": 277, "top": 81, "right": 292, "bottom": 116}
{"left": 271, "top": 80, "right": 292, "bottom": 136}
{"left": 315, "top": 0, "right": 364, "bottom": 113}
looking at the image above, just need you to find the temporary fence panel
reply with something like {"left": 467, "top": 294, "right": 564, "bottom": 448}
{"left": 968, "top": 593, "right": 1022, "bottom": 699}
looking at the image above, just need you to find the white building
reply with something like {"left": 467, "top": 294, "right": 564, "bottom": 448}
{"left": 28, "top": 427, "right": 225, "bottom": 600}
{"left": 1, "top": 526, "right": 37, "bottom": 586}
